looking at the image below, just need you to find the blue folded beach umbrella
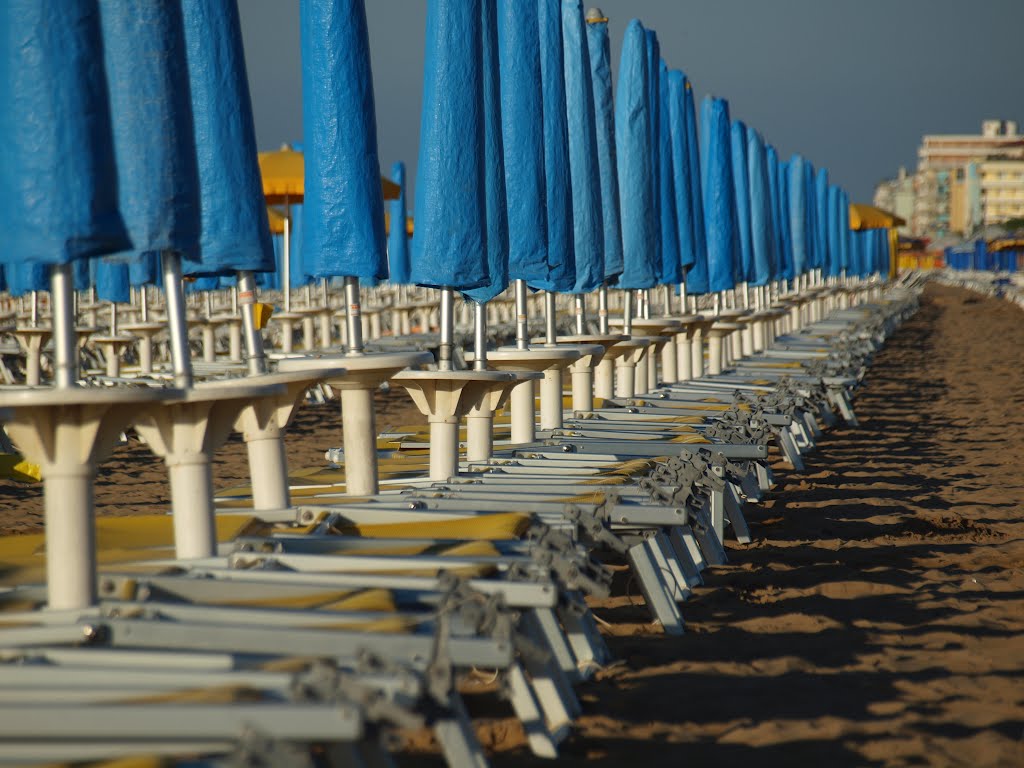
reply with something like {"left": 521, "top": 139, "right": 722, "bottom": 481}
{"left": 302, "top": 0, "right": 388, "bottom": 282}
{"left": 498, "top": 0, "right": 548, "bottom": 288}
{"left": 747, "top": 129, "right": 773, "bottom": 287}
{"left": 644, "top": 31, "right": 662, "bottom": 286}
{"left": 667, "top": 71, "right": 697, "bottom": 274}
{"left": 839, "top": 190, "right": 851, "bottom": 274}
{"left": 462, "top": 0, "right": 509, "bottom": 304}
{"left": 615, "top": 20, "right": 657, "bottom": 291}
{"left": 701, "top": 97, "right": 737, "bottom": 293}
{"left": 182, "top": 0, "right": 273, "bottom": 277}
{"left": 585, "top": 10, "right": 623, "bottom": 283}
{"left": 387, "top": 162, "right": 412, "bottom": 285}
{"left": 410, "top": 0, "right": 487, "bottom": 292}
{"left": 658, "top": 60, "right": 681, "bottom": 287}
{"left": 94, "top": 261, "right": 130, "bottom": 305}
{"left": 826, "top": 185, "right": 842, "bottom": 278}
{"left": 788, "top": 154, "right": 809, "bottom": 279}
{"left": 536, "top": 0, "right": 575, "bottom": 293}
{"left": 562, "top": 0, "right": 603, "bottom": 295}
{"left": 777, "top": 159, "right": 795, "bottom": 282}
{"left": 0, "top": 1, "right": 129, "bottom": 269}
{"left": 816, "top": 168, "right": 830, "bottom": 272}
{"left": 101, "top": 1, "right": 200, "bottom": 283}
{"left": 5, "top": 263, "right": 50, "bottom": 298}
{"left": 684, "top": 80, "right": 710, "bottom": 294}
{"left": 766, "top": 145, "right": 785, "bottom": 282}
{"left": 731, "top": 120, "right": 753, "bottom": 284}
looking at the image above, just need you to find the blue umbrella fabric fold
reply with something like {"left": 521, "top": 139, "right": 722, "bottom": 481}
{"left": 701, "top": 97, "right": 737, "bottom": 293}
{"left": 667, "top": 71, "right": 697, "bottom": 273}
{"left": 302, "top": 0, "right": 388, "bottom": 282}
{"left": 788, "top": 154, "right": 808, "bottom": 278}
{"left": 498, "top": 0, "right": 548, "bottom": 287}
{"left": 182, "top": 0, "right": 273, "bottom": 276}
{"left": 658, "top": 60, "right": 682, "bottom": 286}
{"left": 645, "top": 31, "right": 663, "bottom": 285}
{"left": 100, "top": 0, "right": 200, "bottom": 271}
{"left": 777, "top": 158, "right": 795, "bottom": 282}
{"left": 95, "top": 261, "right": 130, "bottom": 304}
{"left": 747, "top": 129, "right": 773, "bottom": 287}
{"left": 839, "top": 189, "right": 851, "bottom": 274}
{"left": 562, "top": 0, "right": 604, "bottom": 296}
{"left": 816, "top": 168, "right": 830, "bottom": 272}
{"left": 411, "top": 0, "right": 487, "bottom": 291}
{"left": 0, "top": 0, "right": 129, "bottom": 266}
{"left": 683, "top": 79, "right": 709, "bottom": 294}
{"left": 766, "top": 145, "right": 785, "bottom": 282}
{"left": 462, "top": 0, "right": 509, "bottom": 304}
{"left": 537, "top": 0, "right": 575, "bottom": 293}
{"left": 614, "top": 20, "right": 657, "bottom": 291}
{"left": 585, "top": 11, "right": 623, "bottom": 283}
{"left": 387, "top": 162, "right": 411, "bottom": 285}
{"left": 826, "top": 185, "right": 842, "bottom": 278}
{"left": 731, "top": 120, "right": 753, "bottom": 284}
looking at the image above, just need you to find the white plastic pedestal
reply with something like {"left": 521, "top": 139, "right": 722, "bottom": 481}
{"left": 611, "top": 318, "right": 681, "bottom": 387}
{"left": 0, "top": 386, "right": 179, "bottom": 609}
{"left": 121, "top": 321, "right": 165, "bottom": 375}
{"left": 716, "top": 309, "right": 750, "bottom": 366}
{"left": 91, "top": 334, "right": 136, "bottom": 377}
{"left": 297, "top": 307, "right": 321, "bottom": 351}
{"left": 134, "top": 380, "right": 287, "bottom": 560}
{"left": 611, "top": 338, "right": 650, "bottom": 398}
{"left": 589, "top": 335, "right": 630, "bottom": 401}
{"left": 232, "top": 368, "right": 346, "bottom": 511}
{"left": 464, "top": 371, "right": 543, "bottom": 461}
{"left": 12, "top": 327, "right": 52, "bottom": 386}
{"left": 674, "top": 315, "right": 704, "bottom": 382}
{"left": 211, "top": 315, "right": 243, "bottom": 363}
{"left": 472, "top": 346, "right": 582, "bottom": 442}
{"left": 392, "top": 370, "right": 516, "bottom": 481}
{"left": 277, "top": 351, "right": 433, "bottom": 496}
{"left": 689, "top": 317, "right": 717, "bottom": 379}
{"left": 551, "top": 335, "right": 620, "bottom": 411}
{"left": 272, "top": 311, "right": 303, "bottom": 354}
{"left": 706, "top": 322, "right": 743, "bottom": 375}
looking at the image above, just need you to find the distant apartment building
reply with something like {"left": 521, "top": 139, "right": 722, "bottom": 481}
{"left": 873, "top": 167, "right": 914, "bottom": 235}
{"left": 978, "top": 159, "right": 1024, "bottom": 226}
{"left": 875, "top": 120, "right": 1024, "bottom": 240}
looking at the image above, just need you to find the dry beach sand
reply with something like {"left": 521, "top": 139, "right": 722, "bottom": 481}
{"left": 2, "top": 282, "right": 1023, "bottom": 766}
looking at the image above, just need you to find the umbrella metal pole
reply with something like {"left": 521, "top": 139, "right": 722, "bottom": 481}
{"left": 237, "top": 270, "right": 267, "bottom": 375}
{"left": 140, "top": 286, "right": 148, "bottom": 322}
{"left": 622, "top": 290, "right": 633, "bottom": 336}
{"left": 663, "top": 284, "right": 672, "bottom": 316}
{"left": 30, "top": 291, "right": 38, "bottom": 327}
{"left": 514, "top": 279, "right": 529, "bottom": 350}
{"left": 344, "top": 276, "right": 364, "bottom": 355}
{"left": 544, "top": 291, "right": 557, "bottom": 345}
{"left": 50, "top": 263, "right": 77, "bottom": 389}
{"left": 473, "top": 301, "right": 487, "bottom": 371}
{"left": 598, "top": 284, "right": 609, "bottom": 333}
{"left": 574, "top": 294, "right": 585, "bottom": 334}
{"left": 680, "top": 281, "right": 687, "bottom": 311}
{"left": 438, "top": 287, "right": 454, "bottom": 371}
{"left": 283, "top": 213, "right": 291, "bottom": 313}
{"left": 161, "top": 250, "right": 194, "bottom": 389}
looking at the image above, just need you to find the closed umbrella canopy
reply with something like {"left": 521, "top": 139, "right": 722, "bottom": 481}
{"left": 683, "top": 77, "right": 709, "bottom": 294}
{"left": 461, "top": 0, "right": 508, "bottom": 304}
{"left": 537, "top": 0, "right": 575, "bottom": 293}
{"left": 816, "top": 167, "right": 830, "bottom": 272}
{"left": 182, "top": 0, "right": 273, "bottom": 276}
{"left": 645, "top": 31, "right": 663, "bottom": 285}
{"left": 849, "top": 203, "right": 905, "bottom": 230}
{"left": 562, "top": 0, "right": 603, "bottom": 295}
{"left": 747, "top": 129, "right": 773, "bottom": 287}
{"left": 615, "top": 20, "right": 657, "bottom": 291}
{"left": 499, "top": 0, "right": 548, "bottom": 288}
{"left": 258, "top": 145, "right": 304, "bottom": 203}
{"left": 410, "top": 0, "right": 487, "bottom": 291}
{"left": 95, "top": 261, "right": 130, "bottom": 304}
{"left": 777, "top": 158, "right": 795, "bottom": 281}
{"left": 701, "top": 96, "right": 736, "bottom": 293}
{"left": 585, "top": 10, "right": 623, "bottom": 283}
{"left": 667, "top": 71, "right": 697, "bottom": 273}
{"left": 301, "top": 0, "right": 388, "bottom": 281}
{"left": 788, "top": 154, "right": 809, "bottom": 278}
{"left": 839, "top": 189, "right": 851, "bottom": 272}
{"left": 657, "top": 60, "right": 681, "bottom": 286}
{"left": 0, "top": 0, "right": 129, "bottom": 267}
{"left": 731, "top": 120, "right": 752, "bottom": 284}
{"left": 826, "top": 184, "right": 842, "bottom": 278}
{"left": 387, "top": 161, "right": 412, "bottom": 285}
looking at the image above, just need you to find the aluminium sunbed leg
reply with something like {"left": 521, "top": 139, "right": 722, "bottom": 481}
{"left": 725, "top": 483, "right": 752, "bottom": 544}
{"left": 691, "top": 504, "right": 728, "bottom": 566}
{"left": 778, "top": 428, "right": 805, "bottom": 470}
{"left": 626, "top": 532, "right": 685, "bottom": 635}
{"left": 520, "top": 612, "right": 580, "bottom": 721}
{"left": 434, "top": 692, "right": 489, "bottom": 768}
{"left": 528, "top": 607, "right": 582, "bottom": 684}
{"left": 507, "top": 662, "right": 560, "bottom": 759}
{"left": 650, "top": 529, "right": 692, "bottom": 602}
{"left": 669, "top": 525, "right": 705, "bottom": 583}
{"left": 556, "top": 597, "right": 610, "bottom": 673}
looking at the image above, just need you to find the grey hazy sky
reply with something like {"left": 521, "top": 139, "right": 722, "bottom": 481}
{"left": 239, "top": 0, "right": 1024, "bottom": 203}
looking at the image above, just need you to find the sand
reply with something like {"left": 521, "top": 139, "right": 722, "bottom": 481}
{"left": 3, "top": 282, "right": 1023, "bottom": 766}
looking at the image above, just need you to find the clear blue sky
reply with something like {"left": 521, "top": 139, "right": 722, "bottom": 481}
{"left": 239, "top": 0, "right": 1024, "bottom": 203}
